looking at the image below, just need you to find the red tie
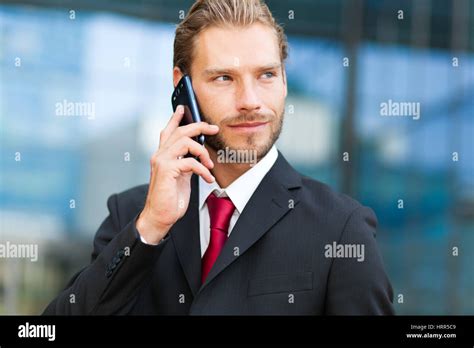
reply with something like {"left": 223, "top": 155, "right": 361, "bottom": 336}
{"left": 201, "top": 192, "right": 235, "bottom": 284}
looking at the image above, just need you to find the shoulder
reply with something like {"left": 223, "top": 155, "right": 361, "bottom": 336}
{"left": 301, "top": 175, "right": 362, "bottom": 213}
{"left": 273, "top": 151, "right": 376, "bottom": 235}
{"left": 299, "top": 174, "right": 364, "bottom": 214}
{"left": 274, "top": 151, "right": 366, "bottom": 219}
{"left": 109, "top": 184, "right": 149, "bottom": 227}
{"left": 115, "top": 183, "right": 149, "bottom": 204}
{"left": 295, "top": 174, "right": 377, "bottom": 239}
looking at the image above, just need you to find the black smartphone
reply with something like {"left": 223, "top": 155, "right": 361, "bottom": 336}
{"left": 171, "top": 75, "right": 205, "bottom": 145}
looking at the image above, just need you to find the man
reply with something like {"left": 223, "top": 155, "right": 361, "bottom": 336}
{"left": 44, "top": 0, "right": 394, "bottom": 315}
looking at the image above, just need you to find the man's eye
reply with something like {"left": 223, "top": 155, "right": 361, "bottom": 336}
{"left": 261, "top": 71, "right": 276, "bottom": 79}
{"left": 215, "top": 75, "right": 231, "bottom": 82}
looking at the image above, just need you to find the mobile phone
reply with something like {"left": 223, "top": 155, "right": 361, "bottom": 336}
{"left": 171, "top": 75, "right": 205, "bottom": 145}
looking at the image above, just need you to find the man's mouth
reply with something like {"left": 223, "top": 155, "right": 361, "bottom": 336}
{"left": 228, "top": 121, "right": 269, "bottom": 132}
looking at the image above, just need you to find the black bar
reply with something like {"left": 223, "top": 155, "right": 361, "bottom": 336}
{"left": 0, "top": 316, "right": 472, "bottom": 345}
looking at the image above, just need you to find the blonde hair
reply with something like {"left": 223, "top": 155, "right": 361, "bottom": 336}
{"left": 173, "top": 0, "right": 288, "bottom": 74}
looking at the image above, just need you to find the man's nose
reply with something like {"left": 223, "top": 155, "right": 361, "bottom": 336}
{"left": 235, "top": 79, "right": 261, "bottom": 113}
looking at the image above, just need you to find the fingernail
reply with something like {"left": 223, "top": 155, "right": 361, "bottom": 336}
{"left": 210, "top": 124, "right": 219, "bottom": 130}
{"left": 177, "top": 105, "right": 184, "bottom": 113}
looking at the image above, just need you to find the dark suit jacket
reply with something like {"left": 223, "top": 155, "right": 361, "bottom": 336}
{"left": 43, "top": 151, "right": 394, "bottom": 315}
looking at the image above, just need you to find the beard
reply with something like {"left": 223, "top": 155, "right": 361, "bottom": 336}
{"left": 202, "top": 109, "right": 284, "bottom": 161}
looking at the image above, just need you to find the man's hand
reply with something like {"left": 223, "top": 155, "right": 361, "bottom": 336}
{"left": 136, "top": 105, "right": 219, "bottom": 244}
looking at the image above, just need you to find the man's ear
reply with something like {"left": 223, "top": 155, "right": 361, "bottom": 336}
{"left": 173, "top": 66, "right": 184, "bottom": 88}
{"left": 282, "top": 65, "right": 288, "bottom": 98}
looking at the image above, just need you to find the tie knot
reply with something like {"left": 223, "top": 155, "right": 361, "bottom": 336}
{"left": 206, "top": 192, "right": 235, "bottom": 232}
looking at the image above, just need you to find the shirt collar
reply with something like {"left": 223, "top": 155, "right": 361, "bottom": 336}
{"left": 199, "top": 145, "right": 278, "bottom": 214}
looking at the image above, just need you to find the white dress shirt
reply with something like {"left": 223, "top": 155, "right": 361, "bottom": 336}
{"left": 198, "top": 145, "right": 278, "bottom": 257}
{"left": 139, "top": 145, "right": 278, "bottom": 251}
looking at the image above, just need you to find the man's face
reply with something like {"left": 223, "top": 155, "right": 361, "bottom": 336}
{"left": 181, "top": 23, "right": 287, "bottom": 160}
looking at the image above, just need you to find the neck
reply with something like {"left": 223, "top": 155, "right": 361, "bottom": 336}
{"left": 206, "top": 145, "right": 256, "bottom": 188}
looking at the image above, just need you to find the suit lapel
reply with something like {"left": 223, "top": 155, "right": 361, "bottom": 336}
{"left": 197, "top": 151, "right": 302, "bottom": 294}
{"left": 170, "top": 174, "right": 202, "bottom": 296}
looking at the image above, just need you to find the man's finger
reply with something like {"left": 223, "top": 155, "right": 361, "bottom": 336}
{"left": 176, "top": 158, "right": 215, "bottom": 183}
{"left": 165, "top": 122, "right": 219, "bottom": 147}
{"left": 159, "top": 105, "right": 185, "bottom": 147}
